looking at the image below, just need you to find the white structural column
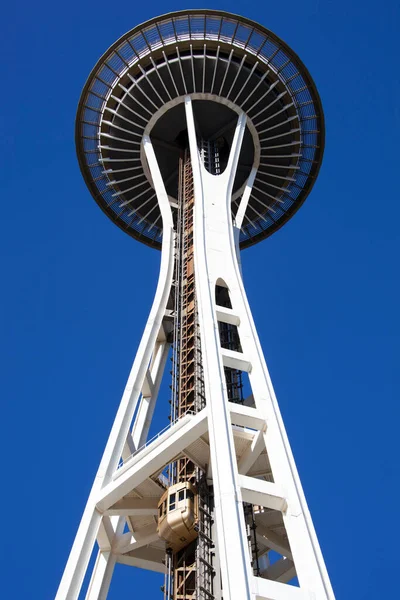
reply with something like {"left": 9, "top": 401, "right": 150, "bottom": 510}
{"left": 233, "top": 175, "right": 334, "bottom": 599}
{"left": 85, "top": 517, "right": 125, "bottom": 600}
{"left": 185, "top": 95, "right": 334, "bottom": 599}
{"left": 55, "top": 136, "right": 175, "bottom": 600}
{"left": 131, "top": 339, "right": 170, "bottom": 451}
{"left": 186, "top": 96, "right": 254, "bottom": 600}
{"left": 85, "top": 551, "right": 115, "bottom": 600}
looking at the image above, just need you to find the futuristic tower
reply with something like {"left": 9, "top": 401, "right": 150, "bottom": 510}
{"left": 56, "top": 10, "right": 334, "bottom": 600}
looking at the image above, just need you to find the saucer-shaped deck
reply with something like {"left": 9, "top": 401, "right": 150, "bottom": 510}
{"left": 76, "top": 10, "right": 324, "bottom": 249}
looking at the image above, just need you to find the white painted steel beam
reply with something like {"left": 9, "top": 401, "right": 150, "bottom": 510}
{"left": 187, "top": 95, "right": 254, "bottom": 600}
{"left": 55, "top": 135, "right": 175, "bottom": 600}
{"left": 97, "top": 516, "right": 118, "bottom": 551}
{"left": 252, "top": 576, "right": 307, "bottom": 600}
{"left": 239, "top": 475, "right": 287, "bottom": 512}
{"left": 229, "top": 403, "right": 266, "bottom": 431}
{"left": 255, "top": 523, "right": 293, "bottom": 560}
{"left": 221, "top": 347, "right": 252, "bottom": 372}
{"left": 97, "top": 409, "right": 208, "bottom": 511}
{"left": 114, "top": 524, "right": 159, "bottom": 554}
{"left": 141, "top": 370, "right": 154, "bottom": 398}
{"left": 117, "top": 554, "right": 164, "bottom": 574}
{"left": 216, "top": 305, "right": 241, "bottom": 326}
{"left": 85, "top": 517, "right": 124, "bottom": 600}
{"left": 237, "top": 430, "right": 265, "bottom": 475}
{"left": 185, "top": 90, "right": 333, "bottom": 599}
{"left": 235, "top": 166, "right": 257, "bottom": 231}
{"left": 84, "top": 551, "right": 115, "bottom": 600}
{"left": 131, "top": 340, "right": 170, "bottom": 451}
{"left": 105, "top": 497, "right": 159, "bottom": 517}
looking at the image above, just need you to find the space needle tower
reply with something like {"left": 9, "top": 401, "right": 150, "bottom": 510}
{"left": 56, "top": 10, "right": 334, "bottom": 600}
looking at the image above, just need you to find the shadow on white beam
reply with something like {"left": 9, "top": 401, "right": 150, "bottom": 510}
{"left": 255, "top": 523, "right": 293, "bottom": 561}
{"left": 117, "top": 554, "right": 164, "bottom": 574}
{"left": 229, "top": 403, "right": 266, "bottom": 430}
{"left": 141, "top": 369, "right": 154, "bottom": 398}
{"left": 105, "top": 497, "right": 159, "bottom": 517}
{"left": 263, "top": 557, "right": 296, "bottom": 584}
{"left": 238, "top": 430, "right": 265, "bottom": 475}
{"left": 239, "top": 475, "right": 287, "bottom": 512}
{"left": 97, "top": 516, "right": 118, "bottom": 551}
{"left": 114, "top": 524, "right": 159, "bottom": 554}
{"left": 216, "top": 306, "right": 240, "bottom": 326}
{"left": 221, "top": 347, "right": 252, "bottom": 372}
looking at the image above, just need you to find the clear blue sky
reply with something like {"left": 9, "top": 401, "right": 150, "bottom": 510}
{"left": 1, "top": 1, "right": 399, "bottom": 598}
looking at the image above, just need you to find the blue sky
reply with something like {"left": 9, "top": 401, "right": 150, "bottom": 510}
{"left": 1, "top": 0, "right": 399, "bottom": 598}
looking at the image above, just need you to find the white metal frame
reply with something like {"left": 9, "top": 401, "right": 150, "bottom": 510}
{"left": 56, "top": 95, "right": 334, "bottom": 600}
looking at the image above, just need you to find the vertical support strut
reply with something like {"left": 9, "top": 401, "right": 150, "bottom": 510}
{"left": 185, "top": 94, "right": 334, "bottom": 599}
{"left": 165, "top": 148, "right": 214, "bottom": 600}
{"left": 186, "top": 95, "right": 253, "bottom": 600}
{"left": 55, "top": 135, "right": 175, "bottom": 600}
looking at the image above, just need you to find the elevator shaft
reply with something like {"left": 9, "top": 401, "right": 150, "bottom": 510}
{"left": 161, "top": 149, "right": 214, "bottom": 600}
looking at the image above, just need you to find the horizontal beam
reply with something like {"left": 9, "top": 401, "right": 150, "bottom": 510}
{"left": 239, "top": 475, "right": 287, "bottom": 512}
{"left": 117, "top": 554, "right": 164, "bottom": 574}
{"left": 96, "top": 408, "right": 208, "bottom": 511}
{"left": 221, "top": 347, "right": 252, "bottom": 372}
{"left": 216, "top": 306, "right": 240, "bottom": 326}
{"left": 105, "top": 497, "right": 159, "bottom": 517}
{"left": 248, "top": 468, "right": 273, "bottom": 478}
{"left": 229, "top": 404, "right": 266, "bottom": 431}
{"left": 252, "top": 576, "right": 306, "bottom": 600}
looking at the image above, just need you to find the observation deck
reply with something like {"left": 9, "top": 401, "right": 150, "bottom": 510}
{"left": 76, "top": 10, "right": 324, "bottom": 249}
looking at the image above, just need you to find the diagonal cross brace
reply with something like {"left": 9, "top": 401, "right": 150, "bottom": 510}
{"left": 96, "top": 408, "right": 208, "bottom": 511}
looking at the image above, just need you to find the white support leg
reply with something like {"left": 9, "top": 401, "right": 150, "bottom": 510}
{"left": 55, "top": 137, "right": 175, "bottom": 600}
{"left": 85, "top": 518, "right": 125, "bottom": 600}
{"left": 185, "top": 94, "right": 334, "bottom": 599}
{"left": 227, "top": 202, "right": 335, "bottom": 598}
{"left": 186, "top": 95, "right": 254, "bottom": 600}
{"left": 85, "top": 551, "right": 116, "bottom": 600}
